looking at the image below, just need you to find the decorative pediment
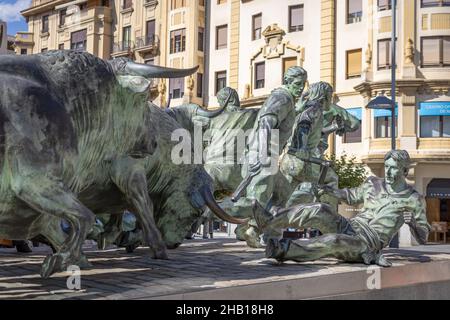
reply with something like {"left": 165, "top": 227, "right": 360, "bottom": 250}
{"left": 258, "top": 24, "right": 284, "bottom": 59}
{"left": 262, "top": 23, "right": 286, "bottom": 40}
{"left": 246, "top": 23, "right": 305, "bottom": 99}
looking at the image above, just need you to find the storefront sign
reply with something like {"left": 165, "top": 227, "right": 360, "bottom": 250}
{"left": 420, "top": 102, "right": 450, "bottom": 116}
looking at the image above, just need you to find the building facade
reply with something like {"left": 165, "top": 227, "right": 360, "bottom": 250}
{"left": 16, "top": 0, "right": 205, "bottom": 107}
{"left": 15, "top": 0, "right": 450, "bottom": 245}
{"left": 0, "top": 20, "right": 16, "bottom": 55}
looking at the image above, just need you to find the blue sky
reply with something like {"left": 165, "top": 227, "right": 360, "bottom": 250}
{"left": 0, "top": 0, "right": 31, "bottom": 35}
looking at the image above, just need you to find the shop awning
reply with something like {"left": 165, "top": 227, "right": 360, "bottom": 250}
{"left": 427, "top": 179, "right": 450, "bottom": 199}
{"left": 420, "top": 102, "right": 450, "bottom": 116}
{"left": 346, "top": 107, "right": 362, "bottom": 120}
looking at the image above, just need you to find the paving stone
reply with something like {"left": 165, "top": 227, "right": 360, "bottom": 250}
{"left": 1, "top": 239, "right": 450, "bottom": 299}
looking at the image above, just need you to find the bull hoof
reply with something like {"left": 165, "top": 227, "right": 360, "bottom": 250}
{"left": 77, "top": 254, "right": 93, "bottom": 269}
{"left": 40, "top": 254, "right": 92, "bottom": 278}
{"left": 149, "top": 246, "right": 169, "bottom": 259}
{"left": 41, "top": 254, "right": 64, "bottom": 279}
{"left": 244, "top": 227, "right": 263, "bottom": 248}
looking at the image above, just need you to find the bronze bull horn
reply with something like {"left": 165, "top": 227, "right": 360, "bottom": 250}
{"left": 126, "top": 62, "right": 199, "bottom": 79}
{"left": 196, "top": 107, "right": 226, "bottom": 118}
{"left": 199, "top": 186, "right": 249, "bottom": 225}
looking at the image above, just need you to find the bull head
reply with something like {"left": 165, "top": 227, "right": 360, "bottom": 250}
{"left": 109, "top": 58, "right": 198, "bottom": 93}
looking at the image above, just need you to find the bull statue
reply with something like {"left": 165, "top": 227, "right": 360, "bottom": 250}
{"left": 0, "top": 51, "right": 245, "bottom": 278}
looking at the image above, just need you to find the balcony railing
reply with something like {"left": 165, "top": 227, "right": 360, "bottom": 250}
{"left": 113, "top": 40, "right": 134, "bottom": 54}
{"left": 15, "top": 32, "right": 34, "bottom": 44}
{"left": 144, "top": 0, "right": 158, "bottom": 5}
{"left": 135, "top": 35, "right": 159, "bottom": 50}
{"left": 347, "top": 12, "right": 363, "bottom": 24}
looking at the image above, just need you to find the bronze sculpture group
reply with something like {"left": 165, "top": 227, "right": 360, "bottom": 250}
{"left": 0, "top": 51, "right": 430, "bottom": 278}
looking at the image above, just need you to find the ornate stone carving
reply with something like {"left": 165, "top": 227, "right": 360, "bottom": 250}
{"left": 405, "top": 38, "right": 414, "bottom": 64}
{"left": 262, "top": 24, "right": 286, "bottom": 59}
{"left": 364, "top": 44, "right": 372, "bottom": 71}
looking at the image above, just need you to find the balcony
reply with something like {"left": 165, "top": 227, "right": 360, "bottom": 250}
{"left": 135, "top": 35, "right": 159, "bottom": 55}
{"left": 112, "top": 40, "right": 134, "bottom": 57}
{"left": 347, "top": 12, "right": 363, "bottom": 24}
{"left": 120, "top": 1, "right": 134, "bottom": 14}
{"left": 144, "top": 0, "right": 158, "bottom": 7}
{"left": 15, "top": 32, "right": 34, "bottom": 45}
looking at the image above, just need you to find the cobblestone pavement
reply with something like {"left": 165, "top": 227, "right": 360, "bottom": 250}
{"left": 1, "top": 237, "right": 450, "bottom": 300}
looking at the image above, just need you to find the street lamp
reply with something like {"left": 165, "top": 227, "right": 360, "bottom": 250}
{"left": 366, "top": 0, "right": 399, "bottom": 248}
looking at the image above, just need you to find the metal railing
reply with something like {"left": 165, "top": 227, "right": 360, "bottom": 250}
{"left": 113, "top": 40, "right": 134, "bottom": 53}
{"left": 347, "top": 12, "right": 363, "bottom": 24}
{"left": 135, "top": 35, "right": 159, "bottom": 49}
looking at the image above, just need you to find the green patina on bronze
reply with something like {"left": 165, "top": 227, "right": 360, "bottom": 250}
{"left": 255, "top": 150, "right": 430, "bottom": 267}
{"left": 0, "top": 51, "right": 242, "bottom": 278}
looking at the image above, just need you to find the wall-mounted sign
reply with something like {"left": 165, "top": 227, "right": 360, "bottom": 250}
{"left": 420, "top": 101, "right": 450, "bottom": 117}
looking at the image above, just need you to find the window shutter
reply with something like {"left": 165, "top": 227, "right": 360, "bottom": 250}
{"left": 347, "top": 49, "right": 362, "bottom": 77}
{"left": 283, "top": 57, "right": 297, "bottom": 73}
{"left": 422, "top": 38, "right": 440, "bottom": 65}
{"left": 72, "top": 29, "right": 87, "bottom": 43}
{"left": 443, "top": 37, "right": 450, "bottom": 64}
{"left": 291, "top": 6, "right": 303, "bottom": 26}
{"left": 217, "top": 25, "right": 227, "bottom": 49}
{"left": 348, "top": 0, "right": 362, "bottom": 14}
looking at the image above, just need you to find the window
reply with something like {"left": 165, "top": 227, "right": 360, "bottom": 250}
{"left": 419, "top": 102, "right": 450, "bottom": 137}
{"left": 41, "top": 48, "right": 48, "bottom": 53}
{"left": 71, "top": 29, "right": 87, "bottom": 51}
{"left": 289, "top": 5, "right": 304, "bottom": 32}
{"left": 254, "top": 62, "right": 265, "bottom": 89}
{"left": 198, "top": 27, "right": 204, "bottom": 52}
{"left": 283, "top": 57, "right": 297, "bottom": 75}
{"left": 378, "top": 0, "right": 392, "bottom": 11}
{"left": 169, "top": 78, "right": 185, "bottom": 99}
{"left": 252, "top": 13, "right": 262, "bottom": 40}
{"left": 343, "top": 108, "right": 362, "bottom": 143}
{"left": 170, "top": 29, "right": 186, "bottom": 53}
{"left": 375, "top": 116, "right": 398, "bottom": 138}
{"left": 378, "top": 38, "right": 395, "bottom": 70}
{"left": 123, "top": 0, "right": 132, "bottom": 9}
{"left": 146, "top": 20, "right": 156, "bottom": 45}
{"left": 421, "top": 0, "right": 450, "bottom": 7}
{"left": 420, "top": 116, "right": 450, "bottom": 137}
{"left": 346, "top": 49, "right": 362, "bottom": 79}
{"left": 102, "top": 0, "right": 110, "bottom": 7}
{"left": 216, "top": 25, "right": 228, "bottom": 50}
{"left": 171, "top": 0, "right": 185, "bottom": 10}
{"left": 421, "top": 37, "right": 450, "bottom": 67}
{"left": 147, "top": 20, "right": 155, "bottom": 38}
{"left": 344, "top": 124, "right": 362, "bottom": 143}
{"left": 215, "top": 71, "right": 227, "bottom": 94}
{"left": 197, "top": 73, "right": 203, "bottom": 98}
{"left": 59, "top": 9, "right": 66, "bottom": 27}
{"left": 79, "top": 2, "right": 88, "bottom": 10}
{"left": 42, "top": 15, "right": 49, "bottom": 33}
{"left": 347, "top": 0, "right": 362, "bottom": 24}
{"left": 21, "top": 49, "right": 27, "bottom": 55}
{"left": 58, "top": 43, "right": 64, "bottom": 50}
{"left": 123, "top": 26, "right": 132, "bottom": 49}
